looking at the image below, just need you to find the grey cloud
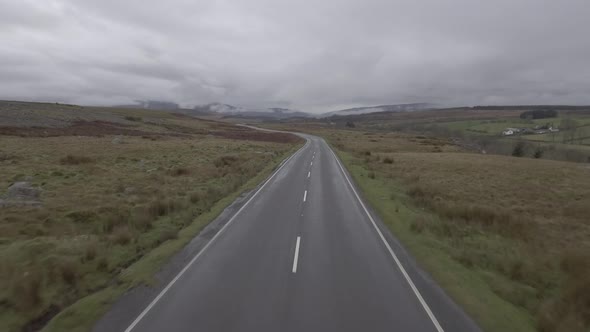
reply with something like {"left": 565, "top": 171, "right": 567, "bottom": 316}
{"left": 1, "top": 0, "right": 589, "bottom": 112}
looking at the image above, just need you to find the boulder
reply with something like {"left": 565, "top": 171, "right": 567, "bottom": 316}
{"left": 7, "top": 182, "right": 40, "bottom": 201}
{"left": 111, "top": 136, "right": 124, "bottom": 144}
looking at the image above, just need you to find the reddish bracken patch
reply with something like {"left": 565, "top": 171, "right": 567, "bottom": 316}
{"left": 213, "top": 130, "right": 301, "bottom": 143}
{"left": 0, "top": 121, "right": 169, "bottom": 137}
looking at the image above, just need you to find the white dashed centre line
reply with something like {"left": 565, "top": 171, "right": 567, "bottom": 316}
{"left": 303, "top": 190, "right": 307, "bottom": 202}
{"left": 308, "top": 171, "right": 311, "bottom": 178}
{"left": 292, "top": 236, "right": 301, "bottom": 273}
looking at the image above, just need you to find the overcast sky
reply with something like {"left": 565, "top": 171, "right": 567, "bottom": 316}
{"left": 1, "top": 0, "right": 589, "bottom": 112}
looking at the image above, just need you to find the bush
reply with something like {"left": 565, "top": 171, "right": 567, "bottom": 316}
{"left": 368, "top": 171, "right": 376, "bottom": 179}
{"left": 96, "top": 257, "right": 109, "bottom": 271}
{"left": 534, "top": 148, "right": 544, "bottom": 159}
{"left": 383, "top": 157, "right": 394, "bottom": 164}
{"left": 60, "top": 154, "right": 93, "bottom": 165}
{"left": 189, "top": 191, "right": 202, "bottom": 204}
{"left": 59, "top": 259, "right": 78, "bottom": 285}
{"left": 66, "top": 210, "right": 96, "bottom": 223}
{"left": 131, "top": 210, "right": 153, "bottom": 231}
{"left": 111, "top": 227, "right": 133, "bottom": 245}
{"left": 12, "top": 269, "right": 43, "bottom": 311}
{"left": 214, "top": 155, "right": 238, "bottom": 168}
{"left": 512, "top": 142, "right": 526, "bottom": 157}
{"left": 520, "top": 109, "right": 557, "bottom": 120}
{"left": 167, "top": 167, "right": 190, "bottom": 176}
{"left": 124, "top": 116, "right": 142, "bottom": 122}
{"left": 148, "top": 198, "right": 180, "bottom": 217}
{"left": 84, "top": 242, "right": 97, "bottom": 261}
{"left": 100, "top": 208, "right": 129, "bottom": 233}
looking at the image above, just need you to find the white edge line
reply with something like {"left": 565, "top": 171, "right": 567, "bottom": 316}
{"left": 328, "top": 147, "right": 445, "bottom": 332}
{"left": 124, "top": 139, "right": 310, "bottom": 332}
{"left": 303, "top": 190, "right": 307, "bottom": 202}
{"left": 292, "top": 236, "right": 301, "bottom": 273}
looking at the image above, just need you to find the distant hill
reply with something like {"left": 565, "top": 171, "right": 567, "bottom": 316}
{"left": 115, "top": 100, "right": 179, "bottom": 110}
{"left": 193, "top": 103, "right": 237, "bottom": 114}
{"left": 191, "top": 103, "right": 310, "bottom": 119}
{"left": 321, "top": 103, "right": 436, "bottom": 118}
{"left": 472, "top": 105, "right": 590, "bottom": 110}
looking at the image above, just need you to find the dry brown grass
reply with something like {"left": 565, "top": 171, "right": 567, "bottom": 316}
{"left": 84, "top": 242, "right": 97, "bottom": 261}
{"left": 130, "top": 210, "right": 153, "bottom": 231}
{"left": 0, "top": 105, "right": 300, "bottom": 331}
{"left": 148, "top": 198, "right": 181, "bottom": 217}
{"left": 59, "top": 155, "right": 94, "bottom": 165}
{"left": 536, "top": 251, "right": 590, "bottom": 332}
{"left": 11, "top": 269, "right": 43, "bottom": 312}
{"left": 214, "top": 155, "right": 239, "bottom": 168}
{"left": 110, "top": 227, "right": 133, "bottom": 246}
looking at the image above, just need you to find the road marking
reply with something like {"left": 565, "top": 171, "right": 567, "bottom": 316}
{"left": 303, "top": 190, "right": 307, "bottom": 202}
{"left": 308, "top": 171, "right": 311, "bottom": 178}
{"left": 292, "top": 236, "right": 301, "bottom": 273}
{"left": 310, "top": 161, "right": 313, "bottom": 166}
{"left": 328, "top": 147, "right": 445, "bottom": 332}
{"left": 124, "top": 139, "right": 310, "bottom": 332}
{"left": 312, "top": 155, "right": 315, "bottom": 160}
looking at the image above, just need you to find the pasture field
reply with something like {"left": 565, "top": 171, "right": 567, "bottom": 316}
{"left": 334, "top": 108, "right": 590, "bottom": 163}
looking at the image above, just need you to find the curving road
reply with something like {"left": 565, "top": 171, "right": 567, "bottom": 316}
{"left": 102, "top": 133, "right": 481, "bottom": 332}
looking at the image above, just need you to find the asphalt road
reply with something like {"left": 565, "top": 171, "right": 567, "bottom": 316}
{"left": 118, "top": 134, "right": 481, "bottom": 332}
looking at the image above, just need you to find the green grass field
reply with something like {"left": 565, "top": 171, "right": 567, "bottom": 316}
{"left": 437, "top": 114, "right": 590, "bottom": 145}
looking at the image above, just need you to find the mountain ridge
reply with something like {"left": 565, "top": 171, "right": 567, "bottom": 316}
{"left": 320, "top": 103, "right": 436, "bottom": 117}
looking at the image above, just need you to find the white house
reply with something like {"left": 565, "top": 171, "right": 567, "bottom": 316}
{"left": 502, "top": 129, "right": 515, "bottom": 136}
